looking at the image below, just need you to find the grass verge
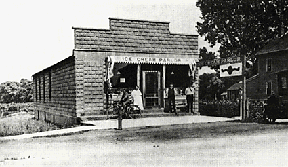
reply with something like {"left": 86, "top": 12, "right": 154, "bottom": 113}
{"left": 0, "top": 112, "right": 59, "bottom": 137}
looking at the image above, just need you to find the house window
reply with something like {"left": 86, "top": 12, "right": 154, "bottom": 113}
{"left": 43, "top": 75, "right": 45, "bottom": 102}
{"left": 278, "top": 73, "right": 288, "bottom": 96}
{"left": 281, "top": 76, "right": 287, "bottom": 89}
{"left": 35, "top": 78, "right": 37, "bottom": 101}
{"left": 38, "top": 78, "right": 41, "bottom": 101}
{"left": 266, "top": 81, "right": 272, "bottom": 95}
{"left": 49, "top": 72, "right": 52, "bottom": 101}
{"left": 266, "top": 58, "right": 272, "bottom": 72}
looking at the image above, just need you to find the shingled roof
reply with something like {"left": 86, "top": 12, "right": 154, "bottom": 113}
{"left": 256, "top": 34, "right": 288, "bottom": 55}
{"left": 227, "top": 82, "right": 242, "bottom": 91}
{"left": 227, "top": 75, "right": 259, "bottom": 91}
{"left": 73, "top": 18, "right": 198, "bottom": 55}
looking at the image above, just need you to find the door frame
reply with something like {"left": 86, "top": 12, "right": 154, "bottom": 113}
{"left": 142, "top": 71, "right": 161, "bottom": 108}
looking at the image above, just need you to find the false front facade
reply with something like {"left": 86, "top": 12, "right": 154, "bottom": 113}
{"left": 33, "top": 18, "right": 199, "bottom": 126}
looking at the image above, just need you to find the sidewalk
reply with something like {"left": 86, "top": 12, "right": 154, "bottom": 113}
{"left": 0, "top": 115, "right": 239, "bottom": 141}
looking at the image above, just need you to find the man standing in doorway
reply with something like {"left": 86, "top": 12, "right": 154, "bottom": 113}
{"left": 167, "top": 84, "right": 177, "bottom": 115}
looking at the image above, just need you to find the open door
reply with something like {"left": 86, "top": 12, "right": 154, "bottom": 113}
{"left": 142, "top": 71, "right": 161, "bottom": 108}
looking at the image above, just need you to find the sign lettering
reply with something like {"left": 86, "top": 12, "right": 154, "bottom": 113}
{"left": 111, "top": 56, "right": 197, "bottom": 65}
{"left": 197, "top": 56, "right": 241, "bottom": 67}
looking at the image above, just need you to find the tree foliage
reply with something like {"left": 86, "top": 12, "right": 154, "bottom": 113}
{"left": 199, "top": 47, "right": 220, "bottom": 71}
{"left": 196, "top": 0, "right": 288, "bottom": 58}
{"left": 199, "top": 47, "right": 216, "bottom": 61}
{"left": 199, "top": 73, "right": 225, "bottom": 100}
{"left": 199, "top": 73, "right": 242, "bottom": 100}
{"left": 0, "top": 79, "right": 33, "bottom": 103}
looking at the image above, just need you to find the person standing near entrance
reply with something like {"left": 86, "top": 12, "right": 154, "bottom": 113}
{"left": 265, "top": 92, "right": 280, "bottom": 121}
{"left": 185, "top": 84, "right": 195, "bottom": 113}
{"left": 131, "top": 86, "right": 144, "bottom": 110}
{"left": 167, "top": 84, "right": 177, "bottom": 115}
{"left": 120, "top": 88, "right": 130, "bottom": 112}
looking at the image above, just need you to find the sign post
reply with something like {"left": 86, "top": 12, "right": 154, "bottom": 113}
{"left": 242, "top": 54, "right": 247, "bottom": 121}
{"left": 197, "top": 56, "right": 248, "bottom": 121}
{"left": 118, "top": 111, "right": 123, "bottom": 130}
{"left": 239, "top": 88, "right": 242, "bottom": 120}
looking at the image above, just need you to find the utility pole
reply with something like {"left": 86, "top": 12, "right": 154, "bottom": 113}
{"left": 242, "top": 54, "right": 247, "bottom": 121}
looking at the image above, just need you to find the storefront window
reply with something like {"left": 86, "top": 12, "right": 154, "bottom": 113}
{"left": 110, "top": 64, "right": 137, "bottom": 90}
{"left": 166, "top": 65, "right": 190, "bottom": 93}
{"left": 107, "top": 61, "right": 195, "bottom": 108}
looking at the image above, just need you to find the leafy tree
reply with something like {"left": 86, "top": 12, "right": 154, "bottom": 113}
{"left": 196, "top": 0, "right": 288, "bottom": 58}
{"left": 0, "top": 79, "right": 33, "bottom": 103}
{"left": 199, "top": 73, "right": 226, "bottom": 100}
{"left": 200, "top": 72, "right": 244, "bottom": 101}
{"left": 199, "top": 47, "right": 216, "bottom": 61}
{"left": 19, "top": 79, "right": 33, "bottom": 102}
{"left": 199, "top": 46, "right": 220, "bottom": 71}
{"left": 199, "top": 73, "right": 211, "bottom": 100}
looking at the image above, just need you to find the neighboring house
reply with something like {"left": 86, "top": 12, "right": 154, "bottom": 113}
{"left": 248, "top": 34, "right": 288, "bottom": 101}
{"left": 32, "top": 18, "right": 199, "bottom": 126}
{"left": 227, "top": 82, "right": 242, "bottom": 101}
{"left": 226, "top": 74, "right": 259, "bottom": 101}
{"left": 220, "top": 92, "right": 227, "bottom": 100}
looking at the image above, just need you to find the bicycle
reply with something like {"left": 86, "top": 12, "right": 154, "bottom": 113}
{"left": 113, "top": 100, "right": 141, "bottom": 119}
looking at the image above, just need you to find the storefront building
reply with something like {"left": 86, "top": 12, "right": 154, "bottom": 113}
{"left": 33, "top": 18, "right": 199, "bottom": 126}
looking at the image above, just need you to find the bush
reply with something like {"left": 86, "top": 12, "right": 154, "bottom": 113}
{"left": 8, "top": 106, "right": 19, "bottom": 112}
{"left": 247, "top": 100, "right": 265, "bottom": 123}
{"left": 199, "top": 100, "right": 240, "bottom": 118}
{"left": 0, "top": 102, "right": 33, "bottom": 117}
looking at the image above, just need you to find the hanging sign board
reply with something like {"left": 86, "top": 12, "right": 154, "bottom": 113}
{"left": 220, "top": 62, "right": 242, "bottom": 77}
{"left": 197, "top": 56, "right": 241, "bottom": 67}
{"left": 120, "top": 78, "right": 125, "bottom": 83}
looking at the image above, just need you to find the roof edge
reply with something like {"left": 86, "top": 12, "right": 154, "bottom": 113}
{"left": 256, "top": 48, "right": 288, "bottom": 56}
{"left": 73, "top": 49, "right": 199, "bottom": 55}
{"left": 227, "top": 74, "right": 259, "bottom": 91}
{"left": 170, "top": 33, "right": 199, "bottom": 37}
{"left": 72, "top": 26, "right": 110, "bottom": 31}
{"left": 108, "top": 17, "right": 170, "bottom": 24}
{"left": 32, "top": 56, "right": 75, "bottom": 77}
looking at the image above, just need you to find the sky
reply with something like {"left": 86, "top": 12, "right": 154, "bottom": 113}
{"left": 0, "top": 0, "right": 217, "bottom": 83}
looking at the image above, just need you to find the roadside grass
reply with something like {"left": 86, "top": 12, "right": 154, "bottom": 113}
{"left": 0, "top": 112, "right": 59, "bottom": 137}
{"left": 0, "top": 102, "right": 60, "bottom": 137}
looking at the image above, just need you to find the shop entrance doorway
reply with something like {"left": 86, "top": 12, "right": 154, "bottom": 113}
{"left": 142, "top": 71, "right": 161, "bottom": 108}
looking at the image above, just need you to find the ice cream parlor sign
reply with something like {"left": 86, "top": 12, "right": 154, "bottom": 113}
{"left": 111, "top": 56, "right": 196, "bottom": 65}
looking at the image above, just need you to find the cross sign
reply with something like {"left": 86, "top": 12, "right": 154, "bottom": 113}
{"left": 221, "top": 66, "right": 240, "bottom": 75}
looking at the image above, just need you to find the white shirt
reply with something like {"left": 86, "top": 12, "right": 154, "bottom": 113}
{"left": 185, "top": 87, "right": 194, "bottom": 95}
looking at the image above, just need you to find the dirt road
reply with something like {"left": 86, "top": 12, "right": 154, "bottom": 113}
{"left": 1, "top": 122, "right": 288, "bottom": 166}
